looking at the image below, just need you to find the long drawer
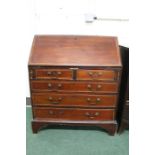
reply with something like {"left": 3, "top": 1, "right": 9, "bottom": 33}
{"left": 32, "top": 93, "right": 117, "bottom": 107}
{"left": 31, "top": 81, "right": 118, "bottom": 93}
{"left": 33, "top": 108, "right": 115, "bottom": 121}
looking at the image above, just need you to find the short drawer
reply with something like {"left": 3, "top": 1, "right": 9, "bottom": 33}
{"left": 34, "top": 69, "right": 73, "bottom": 80}
{"left": 32, "top": 93, "right": 117, "bottom": 107}
{"left": 31, "top": 81, "right": 118, "bottom": 93}
{"left": 77, "top": 69, "right": 118, "bottom": 81}
{"left": 33, "top": 108, "right": 115, "bottom": 121}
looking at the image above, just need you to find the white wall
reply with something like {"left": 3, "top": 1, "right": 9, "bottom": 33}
{"left": 26, "top": 0, "right": 129, "bottom": 97}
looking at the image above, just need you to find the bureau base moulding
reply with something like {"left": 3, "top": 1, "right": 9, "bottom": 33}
{"left": 32, "top": 120, "right": 117, "bottom": 136}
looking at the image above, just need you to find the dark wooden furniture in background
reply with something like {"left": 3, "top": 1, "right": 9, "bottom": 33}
{"left": 117, "top": 46, "right": 129, "bottom": 133}
{"left": 28, "top": 35, "right": 122, "bottom": 135}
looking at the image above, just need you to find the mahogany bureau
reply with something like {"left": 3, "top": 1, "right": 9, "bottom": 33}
{"left": 28, "top": 35, "right": 122, "bottom": 135}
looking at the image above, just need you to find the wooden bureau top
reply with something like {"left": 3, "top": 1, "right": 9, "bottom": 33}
{"left": 28, "top": 35, "right": 122, "bottom": 67}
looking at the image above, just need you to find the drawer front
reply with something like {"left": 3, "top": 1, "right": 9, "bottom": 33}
{"left": 32, "top": 93, "right": 117, "bottom": 107}
{"left": 31, "top": 81, "right": 118, "bottom": 93}
{"left": 35, "top": 69, "right": 73, "bottom": 80}
{"left": 33, "top": 108, "right": 115, "bottom": 121}
{"left": 77, "top": 69, "right": 118, "bottom": 81}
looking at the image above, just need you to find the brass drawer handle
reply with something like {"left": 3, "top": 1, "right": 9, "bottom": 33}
{"left": 85, "top": 112, "right": 100, "bottom": 119}
{"left": 87, "top": 97, "right": 102, "bottom": 105}
{"left": 48, "top": 97, "right": 63, "bottom": 104}
{"left": 88, "top": 72, "right": 103, "bottom": 78}
{"left": 85, "top": 112, "right": 90, "bottom": 116}
{"left": 98, "top": 72, "right": 103, "bottom": 76}
{"left": 87, "top": 98, "right": 96, "bottom": 105}
{"left": 87, "top": 84, "right": 92, "bottom": 88}
{"left": 58, "top": 97, "right": 62, "bottom": 101}
{"left": 47, "top": 71, "right": 52, "bottom": 75}
{"left": 47, "top": 71, "right": 56, "bottom": 75}
{"left": 48, "top": 110, "right": 54, "bottom": 115}
{"left": 87, "top": 98, "right": 91, "bottom": 102}
{"left": 87, "top": 84, "right": 102, "bottom": 91}
{"left": 97, "top": 84, "right": 102, "bottom": 89}
{"left": 88, "top": 72, "right": 93, "bottom": 76}
{"left": 47, "top": 71, "right": 58, "bottom": 79}
{"left": 95, "top": 112, "right": 100, "bottom": 116}
{"left": 47, "top": 71, "right": 62, "bottom": 76}
{"left": 57, "top": 84, "right": 62, "bottom": 88}
{"left": 96, "top": 98, "right": 101, "bottom": 102}
{"left": 57, "top": 71, "right": 62, "bottom": 75}
{"left": 85, "top": 112, "right": 100, "bottom": 116}
{"left": 48, "top": 83, "right": 52, "bottom": 88}
{"left": 87, "top": 84, "right": 92, "bottom": 90}
{"left": 88, "top": 72, "right": 96, "bottom": 79}
{"left": 48, "top": 97, "right": 53, "bottom": 101}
